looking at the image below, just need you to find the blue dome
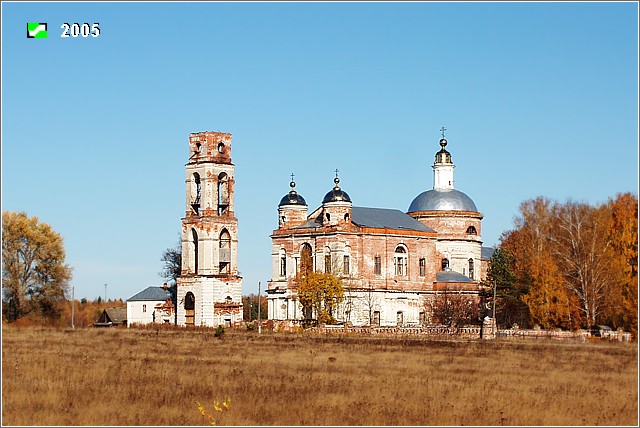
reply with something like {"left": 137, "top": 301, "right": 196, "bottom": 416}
{"left": 322, "top": 188, "right": 351, "bottom": 204}
{"left": 408, "top": 189, "right": 477, "bottom": 212}
{"left": 279, "top": 191, "right": 307, "bottom": 207}
{"left": 322, "top": 177, "right": 352, "bottom": 204}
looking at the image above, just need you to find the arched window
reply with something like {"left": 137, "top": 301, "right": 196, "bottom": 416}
{"left": 219, "top": 229, "right": 231, "bottom": 274}
{"left": 218, "top": 172, "right": 229, "bottom": 216}
{"left": 466, "top": 226, "right": 477, "bottom": 235}
{"left": 468, "top": 258, "right": 474, "bottom": 279}
{"left": 217, "top": 142, "right": 225, "bottom": 153}
{"left": 441, "top": 258, "right": 449, "bottom": 271}
{"left": 394, "top": 246, "right": 408, "bottom": 277}
{"left": 191, "top": 228, "right": 199, "bottom": 274}
{"left": 279, "top": 250, "right": 287, "bottom": 277}
{"left": 344, "top": 213, "right": 349, "bottom": 221}
{"left": 343, "top": 246, "right": 351, "bottom": 276}
{"left": 324, "top": 247, "right": 332, "bottom": 273}
{"left": 300, "top": 243, "right": 313, "bottom": 276}
{"left": 191, "top": 173, "right": 201, "bottom": 215}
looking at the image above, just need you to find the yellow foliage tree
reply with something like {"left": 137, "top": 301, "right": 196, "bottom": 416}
{"left": 2, "top": 211, "right": 73, "bottom": 322}
{"left": 295, "top": 270, "right": 344, "bottom": 326}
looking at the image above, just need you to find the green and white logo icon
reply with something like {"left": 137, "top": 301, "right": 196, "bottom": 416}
{"left": 27, "top": 22, "right": 48, "bottom": 38}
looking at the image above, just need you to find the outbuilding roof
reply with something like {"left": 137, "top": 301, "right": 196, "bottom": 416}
{"left": 128, "top": 286, "right": 172, "bottom": 302}
{"left": 436, "top": 270, "right": 474, "bottom": 283}
{"left": 104, "top": 308, "right": 127, "bottom": 324}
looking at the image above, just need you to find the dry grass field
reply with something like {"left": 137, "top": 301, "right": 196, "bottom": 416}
{"left": 1, "top": 324, "right": 637, "bottom": 426}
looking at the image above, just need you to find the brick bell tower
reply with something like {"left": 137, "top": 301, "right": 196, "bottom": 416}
{"left": 176, "top": 131, "right": 243, "bottom": 327}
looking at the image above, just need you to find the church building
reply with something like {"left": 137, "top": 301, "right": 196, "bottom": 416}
{"left": 175, "top": 131, "right": 243, "bottom": 327}
{"left": 267, "top": 131, "right": 493, "bottom": 327}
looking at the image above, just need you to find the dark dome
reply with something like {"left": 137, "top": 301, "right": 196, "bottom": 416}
{"left": 408, "top": 189, "right": 477, "bottom": 212}
{"left": 322, "top": 188, "right": 351, "bottom": 204}
{"left": 322, "top": 177, "right": 352, "bottom": 204}
{"left": 279, "top": 191, "right": 307, "bottom": 207}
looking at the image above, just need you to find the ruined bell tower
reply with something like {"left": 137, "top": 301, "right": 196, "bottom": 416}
{"left": 176, "top": 131, "right": 243, "bottom": 327}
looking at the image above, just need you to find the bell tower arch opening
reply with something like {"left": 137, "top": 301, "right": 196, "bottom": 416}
{"left": 218, "top": 172, "right": 230, "bottom": 216}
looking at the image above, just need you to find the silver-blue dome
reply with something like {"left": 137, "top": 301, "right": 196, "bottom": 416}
{"left": 408, "top": 189, "right": 477, "bottom": 212}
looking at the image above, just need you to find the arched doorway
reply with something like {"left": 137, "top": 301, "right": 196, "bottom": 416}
{"left": 185, "top": 292, "right": 195, "bottom": 326}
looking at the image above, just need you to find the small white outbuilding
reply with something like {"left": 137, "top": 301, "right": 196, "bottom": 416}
{"left": 126, "top": 285, "right": 175, "bottom": 327}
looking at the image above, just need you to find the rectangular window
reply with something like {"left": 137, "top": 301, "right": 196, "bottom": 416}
{"left": 343, "top": 255, "right": 350, "bottom": 276}
{"left": 280, "top": 256, "right": 286, "bottom": 277}
{"left": 374, "top": 256, "right": 381, "bottom": 275}
{"left": 325, "top": 255, "right": 331, "bottom": 273}
{"left": 395, "top": 257, "right": 407, "bottom": 276}
{"left": 419, "top": 258, "right": 426, "bottom": 277}
{"left": 419, "top": 311, "right": 426, "bottom": 325}
{"left": 142, "top": 304, "right": 146, "bottom": 313}
{"left": 373, "top": 311, "right": 381, "bottom": 326}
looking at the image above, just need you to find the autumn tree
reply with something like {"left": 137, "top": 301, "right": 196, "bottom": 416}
{"left": 242, "top": 293, "right": 267, "bottom": 321}
{"left": 601, "top": 192, "right": 638, "bottom": 337}
{"left": 2, "top": 211, "right": 73, "bottom": 322}
{"left": 160, "top": 239, "right": 182, "bottom": 284}
{"left": 501, "top": 198, "right": 576, "bottom": 329}
{"left": 296, "top": 270, "right": 344, "bottom": 326}
{"left": 550, "top": 201, "right": 613, "bottom": 330}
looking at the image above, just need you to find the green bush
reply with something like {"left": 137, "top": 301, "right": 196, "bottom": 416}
{"left": 214, "top": 325, "right": 225, "bottom": 338}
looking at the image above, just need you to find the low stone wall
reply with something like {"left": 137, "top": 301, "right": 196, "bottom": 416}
{"left": 269, "top": 320, "right": 633, "bottom": 342}
{"left": 315, "top": 324, "right": 483, "bottom": 339}
{"left": 303, "top": 323, "right": 633, "bottom": 342}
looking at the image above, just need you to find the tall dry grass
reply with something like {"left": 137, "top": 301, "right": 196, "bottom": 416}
{"left": 1, "top": 324, "right": 637, "bottom": 426}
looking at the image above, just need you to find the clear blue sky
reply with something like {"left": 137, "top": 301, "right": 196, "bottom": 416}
{"left": 2, "top": 1, "right": 638, "bottom": 301}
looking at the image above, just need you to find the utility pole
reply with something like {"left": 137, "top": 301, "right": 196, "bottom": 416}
{"left": 492, "top": 279, "right": 497, "bottom": 337}
{"left": 104, "top": 283, "right": 107, "bottom": 303}
{"left": 258, "top": 281, "right": 261, "bottom": 335}
{"left": 71, "top": 286, "right": 75, "bottom": 329}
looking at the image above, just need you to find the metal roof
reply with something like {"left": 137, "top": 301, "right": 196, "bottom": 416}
{"left": 127, "top": 286, "right": 172, "bottom": 302}
{"left": 408, "top": 189, "right": 478, "bottom": 212}
{"left": 436, "top": 270, "right": 474, "bottom": 283}
{"left": 481, "top": 246, "right": 495, "bottom": 260}
{"left": 351, "top": 207, "right": 436, "bottom": 232}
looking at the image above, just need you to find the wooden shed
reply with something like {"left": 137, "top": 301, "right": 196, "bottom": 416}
{"left": 94, "top": 307, "right": 127, "bottom": 327}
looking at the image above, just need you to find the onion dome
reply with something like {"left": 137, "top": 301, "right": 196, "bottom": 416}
{"left": 278, "top": 178, "right": 307, "bottom": 207}
{"left": 322, "top": 176, "right": 352, "bottom": 204}
{"left": 435, "top": 138, "right": 452, "bottom": 164}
